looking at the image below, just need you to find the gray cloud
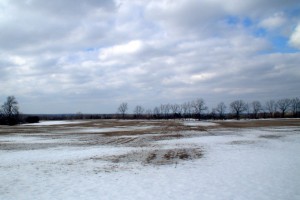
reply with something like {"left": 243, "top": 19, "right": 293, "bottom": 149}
{"left": 0, "top": 0, "right": 299, "bottom": 113}
{"left": 0, "top": 0, "right": 116, "bottom": 53}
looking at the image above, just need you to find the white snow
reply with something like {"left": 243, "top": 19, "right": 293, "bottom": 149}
{"left": 183, "top": 121, "right": 219, "bottom": 126}
{"left": 24, "top": 120, "right": 86, "bottom": 126}
{"left": 0, "top": 126, "right": 300, "bottom": 200}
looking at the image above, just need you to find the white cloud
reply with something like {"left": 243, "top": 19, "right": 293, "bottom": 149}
{"left": 99, "top": 40, "right": 143, "bottom": 60}
{"left": 0, "top": 0, "right": 300, "bottom": 113}
{"left": 289, "top": 24, "right": 300, "bottom": 49}
{"left": 191, "top": 73, "right": 217, "bottom": 82}
{"left": 259, "top": 13, "right": 286, "bottom": 30}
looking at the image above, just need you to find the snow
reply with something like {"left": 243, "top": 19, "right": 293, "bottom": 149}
{"left": 25, "top": 120, "right": 86, "bottom": 126}
{"left": 183, "top": 120, "right": 219, "bottom": 126}
{"left": 1, "top": 125, "right": 300, "bottom": 200}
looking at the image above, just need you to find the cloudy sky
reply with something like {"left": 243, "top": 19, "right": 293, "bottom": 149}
{"left": 1, "top": 0, "right": 300, "bottom": 114}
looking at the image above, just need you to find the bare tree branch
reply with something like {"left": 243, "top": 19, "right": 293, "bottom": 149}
{"left": 252, "top": 101, "right": 262, "bottom": 119}
{"left": 118, "top": 102, "right": 128, "bottom": 119}
{"left": 277, "top": 98, "right": 291, "bottom": 118}
{"left": 230, "top": 100, "right": 247, "bottom": 120}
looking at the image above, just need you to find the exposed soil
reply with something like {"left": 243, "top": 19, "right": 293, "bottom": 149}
{"left": 95, "top": 148, "right": 204, "bottom": 166}
{"left": 1, "top": 118, "right": 299, "bottom": 153}
{"left": 216, "top": 119, "right": 300, "bottom": 128}
{"left": 229, "top": 140, "right": 257, "bottom": 145}
{"left": 259, "top": 135, "right": 283, "bottom": 139}
{"left": 2, "top": 118, "right": 298, "bottom": 136}
{"left": 0, "top": 119, "right": 198, "bottom": 136}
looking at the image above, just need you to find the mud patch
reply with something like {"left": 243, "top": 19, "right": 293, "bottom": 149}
{"left": 95, "top": 148, "right": 203, "bottom": 166}
{"left": 259, "top": 135, "right": 283, "bottom": 139}
{"left": 229, "top": 140, "right": 257, "bottom": 145}
{"left": 144, "top": 148, "right": 203, "bottom": 165}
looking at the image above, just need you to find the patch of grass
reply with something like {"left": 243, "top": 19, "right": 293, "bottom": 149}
{"left": 95, "top": 147, "right": 203, "bottom": 167}
{"left": 229, "top": 140, "right": 257, "bottom": 145}
{"left": 217, "top": 119, "right": 300, "bottom": 128}
{"left": 146, "top": 153, "right": 157, "bottom": 163}
{"left": 259, "top": 135, "right": 283, "bottom": 139}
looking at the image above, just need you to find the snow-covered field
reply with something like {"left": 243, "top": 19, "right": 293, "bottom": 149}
{"left": 0, "top": 120, "right": 300, "bottom": 200}
{"left": 24, "top": 120, "right": 87, "bottom": 126}
{"left": 182, "top": 120, "right": 218, "bottom": 126}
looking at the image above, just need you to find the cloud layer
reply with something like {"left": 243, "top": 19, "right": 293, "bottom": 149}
{"left": 0, "top": 0, "right": 300, "bottom": 113}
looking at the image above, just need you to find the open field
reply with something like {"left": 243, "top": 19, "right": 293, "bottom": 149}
{"left": 1, "top": 119, "right": 300, "bottom": 200}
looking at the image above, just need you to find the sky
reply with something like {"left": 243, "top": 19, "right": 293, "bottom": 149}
{"left": 0, "top": 0, "right": 300, "bottom": 114}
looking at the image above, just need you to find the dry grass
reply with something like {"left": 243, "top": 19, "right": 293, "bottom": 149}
{"left": 259, "top": 135, "right": 283, "bottom": 139}
{"left": 1, "top": 119, "right": 299, "bottom": 151}
{"left": 4, "top": 119, "right": 200, "bottom": 136}
{"left": 2, "top": 118, "right": 299, "bottom": 170}
{"left": 3, "top": 118, "right": 298, "bottom": 136}
{"left": 216, "top": 119, "right": 300, "bottom": 128}
{"left": 229, "top": 140, "right": 257, "bottom": 145}
{"left": 96, "top": 148, "right": 204, "bottom": 166}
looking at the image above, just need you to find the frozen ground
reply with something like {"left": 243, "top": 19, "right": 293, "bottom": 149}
{"left": 24, "top": 120, "right": 87, "bottom": 126}
{"left": 0, "top": 120, "right": 300, "bottom": 200}
{"left": 182, "top": 120, "right": 219, "bottom": 126}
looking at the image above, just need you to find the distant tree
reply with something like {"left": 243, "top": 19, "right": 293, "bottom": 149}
{"left": 75, "top": 112, "right": 84, "bottom": 119}
{"left": 277, "top": 98, "right": 291, "bottom": 118}
{"left": 265, "top": 100, "right": 277, "bottom": 118}
{"left": 25, "top": 116, "right": 40, "bottom": 123}
{"left": 181, "top": 102, "right": 192, "bottom": 119}
{"left": 145, "top": 109, "right": 153, "bottom": 119}
{"left": 191, "top": 98, "right": 208, "bottom": 120}
{"left": 118, "top": 102, "right": 128, "bottom": 119}
{"left": 1, "top": 96, "right": 20, "bottom": 125}
{"left": 160, "top": 104, "right": 170, "bottom": 118}
{"left": 153, "top": 106, "right": 161, "bottom": 118}
{"left": 245, "top": 103, "right": 251, "bottom": 118}
{"left": 291, "top": 97, "right": 300, "bottom": 117}
{"left": 252, "top": 101, "right": 262, "bottom": 119}
{"left": 170, "top": 104, "right": 181, "bottom": 118}
{"left": 0, "top": 108, "right": 3, "bottom": 123}
{"left": 215, "top": 102, "right": 227, "bottom": 119}
{"left": 133, "top": 105, "right": 144, "bottom": 119}
{"left": 230, "top": 100, "right": 247, "bottom": 120}
{"left": 211, "top": 108, "right": 217, "bottom": 120}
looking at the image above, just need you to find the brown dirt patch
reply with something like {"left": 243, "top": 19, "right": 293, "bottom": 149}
{"left": 96, "top": 147, "right": 204, "bottom": 166}
{"left": 229, "top": 140, "right": 257, "bottom": 145}
{"left": 11, "top": 119, "right": 196, "bottom": 137}
{"left": 259, "top": 135, "right": 283, "bottom": 139}
{"left": 216, "top": 119, "right": 300, "bottom": 129}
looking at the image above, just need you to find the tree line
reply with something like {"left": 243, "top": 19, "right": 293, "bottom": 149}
{"left": 117, "top": 97, "right": 300, "bottom": 120}
{"left": 1, "top": 96, "right": 299, "bottom": 125}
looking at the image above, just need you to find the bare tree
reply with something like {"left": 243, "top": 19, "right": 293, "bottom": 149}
{"left": 277, "top": 98, "right": 291, "bottom": 118}
{"left": 118, "top": 102, "right": 128, "bottom": 119}
{"left": 153, "top": 106, "right": 161, "bottom": 118}
{"left": 265, "top": 100, "right": 277, "bottom": 118}
{"left": 145, "top": 109, "right": 153, "bottom": 119}
{"left": 252, "top": 101, "right": 262, "bottom": 119}
{"left": 291, "top": 97, "right": 300, "bottom": 117}
{"left": 211, "top": 108, "right": 217, "bottom": 119}
{"left": 170, "top": 104, "right": 181, "bottom": 118}
{"left": 245, "top": 103, "right": 252, "bottom": 118}
{"left": 1, "top": 96, "right": 20, "bottom": 125}
{"left": 160, "top": 104, "right": 170, "bottom": 119}
{"left": 230, "top": 100, "right": 247, "bottom": 120}
{"left": 191, "top": 98, "right": 208, "bottom": 120}
{"left": 133, "top": 105, "right": 144, "bottom": 119}
{"left": 181, "top": 102, "right": 192, "bottom": 119}
{"left": 215, "top": 102, "right": 227, "bottom": 119}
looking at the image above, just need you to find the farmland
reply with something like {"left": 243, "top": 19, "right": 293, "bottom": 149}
{"left": 1, "top": 119, "right": 300, "bottom": 200}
